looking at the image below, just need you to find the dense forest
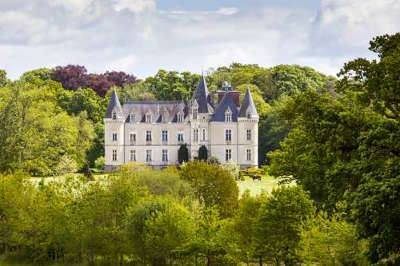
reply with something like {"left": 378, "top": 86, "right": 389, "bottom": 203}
{"left": 0, "top": 33, "right": 400, "bottom": 265}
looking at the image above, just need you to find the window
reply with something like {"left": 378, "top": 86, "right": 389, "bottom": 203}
{"left": 130, "top": 113, "right": 135, "bottom": 123}
{"left": 246, "top": 149, "right": 251, "bottom": 161}
{"left": 146, "top": 150, "right": 152, "bottom": 162}
{"left": 246, "top": 129, "right": 251, "bottom": 141}
{"left": 162, "top": 130, "right": 168, "bottom": 143}
{"left": 178, "top": 132, "right": 184, "bottom": 143}
{"left": 112, "top": 111, "right": 117, "bottom": 120}
{"left": 225, "top": 149, "right": 232, "bottom": 162}
{"left": 146, "top": 131, "right": 152, "bottom": 142}
{"left": 225, "top": 129, "right": 232, "bottom": 142}
{"left": 162, "top": 149, "right": 168, "bottom": 162}
{"left": 112, "top": 133, "right": 117, "bottom": 142}
{"left": 130, "top": 150, "right": 136, "bottom": 161}
{"left": 202, "top": 128, "right": 206, "bottom": 141}
{"left": 112, "top": 150, "right": 117, "bottom": 161}
{"left": 247, "top": 113, "right": 251, "bottom": 119}
{"left": 194, "top": 129, "right": 198, "bottom": 142}
{"left": 177, "top": 112, "right": 184, "bottom": 123}
{"left": 193, "top": 109, "right": 198, "bottom": 120}
{"left": 145, "top": 113, "right": 152, "bottom": 123}
{"left": 225, "top": 111, "right": 232, "bottom": 122}
{"left": 130, "top": 133, "right": 136, "bottom": 145}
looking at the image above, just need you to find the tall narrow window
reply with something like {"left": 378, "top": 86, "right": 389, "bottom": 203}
{"left": 194, "top": 129, "right": 198, "bottom": 142}
{"left": 130, "top": 133, "right": 136, "bottom": 145}
{"left": 177, "top": 132, "right": 184, "bottom": 143}
{"left": 246, "top": 129, "right": 251, "bottom": 141}
{"left": 246, "top": 149, "right": 251, "bottom": 161}
{"left": 225, "top": 129, "right": 232, "bottom": 142}
{"left": 177, "top": 112, "right": 184, "bottom": 123}
{"left": 225, "top": 149, "right": 232, "bottom": 162}
{"left": 225, "top": 109, "right": 232, "bottom": 122}
{"left": 162, "top": 130, "right": 168, "bottom": 143}
{"left": 202, "top": 128, "right": 206, "bottom": 141}
{"left": 146, "top": 131, "right": 152, "bottom": 142}
{"left": 112, "top": 133, "right": 117, "bottom": 142}
{"left": 130, "top": 150, "right": 136, "bottom": 161}
{"left": 162, "top": 149, "right": 168, "bottom": 162}
{"left": 112, "top": 111, "right": 117, "bottom": 120}
{"left": 112, "top": 150, "right": 117, "bottom": 161}
{"left": 146, "top": 150, "right": 152, "bottom": 162}
{"left": 193, "top": 109, "right": 198, "bottom": 120}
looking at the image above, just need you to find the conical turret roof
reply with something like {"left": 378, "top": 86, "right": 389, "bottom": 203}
{"left": 192, "top": 75, "right": 210, "bottom": 113}
{"left": 105, "top": 89, "right": 123, "bottom": 118}
{"left": 239, "top": 87, "right": 258, "bottom": 118}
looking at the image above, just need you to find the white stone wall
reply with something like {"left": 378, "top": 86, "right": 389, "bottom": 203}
{"left": 105, "top": 114, "right": 259, "bottom": 169}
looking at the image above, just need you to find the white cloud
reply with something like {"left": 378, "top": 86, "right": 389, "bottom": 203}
{"left": 49, "top": 0, "right": 94, "bottom": 13}
{"left": 216, "top": 7, "right": 239, "bottom": 16}
{"left": 113, "top": 0, "right": 156, "bottom": 13}
{"left": 110, "top": 55, "right": 137, "bottom": 72}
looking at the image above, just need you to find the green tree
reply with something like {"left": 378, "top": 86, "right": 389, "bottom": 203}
{"left": 180, "top": 161, "right": 239, "bottom": 218}
{"left": 254, "top": 186, "right": 315, "bottom": 265}
{"left": 0, "top": 70, "right": 9, "bottom": 87}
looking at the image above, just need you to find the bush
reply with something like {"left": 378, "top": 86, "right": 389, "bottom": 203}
{"left": 94, "top": 156, "right": 105, "bottom": 170}
{"left": 54, "top": 155, "right": 78, "bottom": 175}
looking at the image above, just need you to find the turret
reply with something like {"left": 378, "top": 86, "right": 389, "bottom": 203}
{"left": 239, "top": 87, "right": 258, "bottom": 120}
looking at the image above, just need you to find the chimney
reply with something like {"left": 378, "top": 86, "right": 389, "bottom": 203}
{"left": 229, "top": 91, "right": 241, "bottom": 107}
{"left": 217, "top": 91, "right": 225, "bottom": 104}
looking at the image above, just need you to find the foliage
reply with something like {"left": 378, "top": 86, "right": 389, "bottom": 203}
{"left": 223, "top": 160, "right": 240, "bottom": 180}
{"left": 94, "top": 156, "right": 105, "bottom": 170}
{"left": 54, "top": 155, "right": 78, "bottom": 175}
{"left": 207, "top": 156, "right": 220, "bottom": 165}
{"left": 299, "top": 210, "right": 368, "bottom": 265}
{"left": 0, "top": 70, "right": 10, "bottom": 87}
{"left": 0, "top": 79, "right": 95, "bottom": 176}
{"left": 254, "top": 186, "right": 315, "bottom": 265}
{"left": 180, "top": 161, "right": 239, "bottom": 218}
{"left": 144, "top": 70, "right": 200, "bottom": 101}
{"left": 51, "top": 65, "right": 137, "bottom": 97}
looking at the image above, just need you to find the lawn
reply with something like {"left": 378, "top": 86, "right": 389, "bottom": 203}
{"left": 237, "top": 175, "right": 279, "bottom": 196}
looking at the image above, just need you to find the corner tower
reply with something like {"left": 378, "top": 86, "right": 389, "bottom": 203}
{"left": 104, "top": 89, "right": 125, "bottom": 171}
{"left": 238, "top": 88, "right": 259, "bottom": 167}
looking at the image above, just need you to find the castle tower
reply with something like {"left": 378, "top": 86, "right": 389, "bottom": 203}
{"left": 238, "top": 87, "right": 259, "bottom": 167}
{"left": 104, "top": 89, "right": 125, "bottom": 171}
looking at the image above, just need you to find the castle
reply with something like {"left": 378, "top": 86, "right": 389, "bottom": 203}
{"left": 104, "top": 76, "right": 258, "bottom": 170}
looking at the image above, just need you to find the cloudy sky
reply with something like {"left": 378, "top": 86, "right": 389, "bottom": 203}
{"left": 1, "top": 0, "right": 399, "bottom": 80}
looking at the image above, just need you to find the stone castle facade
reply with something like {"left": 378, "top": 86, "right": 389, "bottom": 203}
{"left": 104, "top": 76, "right": 258, "bottom": 170}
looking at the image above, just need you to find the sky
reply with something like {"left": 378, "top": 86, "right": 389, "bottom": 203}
{"left": 0, "top": 0, "right": 399, "bottom": 80}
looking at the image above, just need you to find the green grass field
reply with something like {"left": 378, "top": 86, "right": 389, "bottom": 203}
{"left": 237, "top": 175, "right": 278, "bottom": 196}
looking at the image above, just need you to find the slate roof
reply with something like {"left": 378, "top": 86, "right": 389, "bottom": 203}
{"left": 122, "top": 101, "right": 187, "bottom": 123}
{"left": 105, "top": 89, "right": 123, "bottom": 118}
{"left": 239, "top": 88, "right": 258, "bottom": 118}
{"left": 192, "top": 75, "right": 210, "bottom": 113}
{"left": 211, "top": 92, "right": 240, "bottom": 122}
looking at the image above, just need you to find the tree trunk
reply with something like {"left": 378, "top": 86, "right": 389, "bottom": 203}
{"left": 259, "top": 256, "right": 263, "bottom": 266}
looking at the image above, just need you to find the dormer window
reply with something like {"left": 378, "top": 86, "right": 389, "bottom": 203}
{"left": 145, "top": 113, "right": 152, "bottom": 123}
{"left": 112, "top": 111, "right": 117, "bottom": 120}
{"left": 130, "top": 113, "right": 135, "bottom": 123}
{"left": 225, "top": 108, "right": 232, "bottom": 122}
{"left": 177, "top": 112, "right": 184, "bottom": 123}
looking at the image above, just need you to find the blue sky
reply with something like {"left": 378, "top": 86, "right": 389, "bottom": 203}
{"left": 0, "top": 0, "right": 399, "bottom": 80}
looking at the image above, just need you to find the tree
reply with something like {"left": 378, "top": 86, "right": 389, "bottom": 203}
{"left": 254, "top": 186, "right": 314, "bottom": 265}
{"left": 299, "top": 210, "right": 368, "bottom": 266}
{"left": 178, "top": 144, "right": 189, "bottom": 164}
{"left": 0, "top": 70, "right": 9, "bottom": 87}
{"left": 51, "top": 65, "right": 137, "bottom": 97}
{"left": 180, "top": 161, "right": 239, "bottom": 218}
{"left": 198, "top": 145, "right": 208, "bottom": 161}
